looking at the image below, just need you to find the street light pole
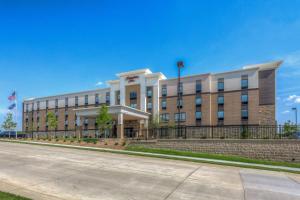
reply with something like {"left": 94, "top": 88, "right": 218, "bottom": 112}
{"left": 292, "top": 107, "right": 298, "bottom": 125}
{"left": 177, "top": 61, "right": 184, "bottom": 129}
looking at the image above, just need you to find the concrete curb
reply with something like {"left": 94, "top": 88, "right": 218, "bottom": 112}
{"left": 1, "top": 139, "right": 300, "bottom": 173}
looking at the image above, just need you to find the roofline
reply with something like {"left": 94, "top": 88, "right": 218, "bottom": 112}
{"left": 23, "top": 88, "right": 110, "bottom": 102}
{"left": 116, "top": 68, "right": 152, "bottom": 77}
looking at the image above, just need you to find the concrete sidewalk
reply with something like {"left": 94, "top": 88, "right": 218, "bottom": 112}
{"left": 0, "top": 141, "right": 299, "bottom": 200}
{"left": 1, "top": 139, "right": 300, "bottom": 173}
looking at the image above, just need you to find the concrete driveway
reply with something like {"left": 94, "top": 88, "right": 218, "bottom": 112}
{"left": 0, "top": 142, "right": 299, "bottom": 200}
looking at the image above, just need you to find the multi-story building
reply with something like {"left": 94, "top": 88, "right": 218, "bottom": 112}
{"left": 23, "top": 60, "right": 282, "bottom": 139}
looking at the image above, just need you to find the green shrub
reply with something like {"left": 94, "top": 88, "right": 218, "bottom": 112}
{"left": 82, "top": 138, "right": 98, "bottom": 144}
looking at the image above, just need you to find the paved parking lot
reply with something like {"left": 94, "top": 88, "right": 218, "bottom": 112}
{"left": 0, "top": 142, "right": 299, "bottom": 200}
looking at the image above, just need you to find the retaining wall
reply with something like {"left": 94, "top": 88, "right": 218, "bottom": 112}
{"left": 129, "top": 139, "right": 300, "bottom": 162}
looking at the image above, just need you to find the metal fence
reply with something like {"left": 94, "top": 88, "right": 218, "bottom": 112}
{"left": 141, "top": 125, "right": 300, "bottom": 140}
{"left": 2, "top": 125, "right": 299, "bottom": 140}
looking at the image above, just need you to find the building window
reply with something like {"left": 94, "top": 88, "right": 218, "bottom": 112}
{"left": 65, "top": 124, "right": 68, "bottom": 130}
{"left": 218, "top": 111, "right": 224, "bottom": 120}
{"left": 162, "top": 85, "right": 167, "bottom": 96}
{"left": 84, "top": 118, "right": 88, "bottom": 130}
{"left": 147, "top": 87, "right": 152, "bottom": 98}
{"left": 178, "top": 82, "right": 183, "bottom": 94}
{"left": 75, "top": 96, "right": 78, "bottom": 108}
{"left": 175, "top": 112, "right": 186, "bottom": 122}
{"left": 37, "top": 101, "right": 40, "bottom": 111}
{"left": 46, "top": 100, "right": 48, "bottom": 110}
{"left": 26, "top": 104, "right": 29, "bottom": 112}
{"left": 115, "top": 91, "right": 120, "bottom": 105}
{"left": 218, "top": 78, "right": 224, "bottom": 91}
{"left": 161, "top": 99, "right": 167, "bottom": 110}
{"left": 177, "top": 98, "right": 183, "bottom": 108}
{"left": 85, "top": 95, "right": 88, "bottom": 106}
{"left": 195, "top": 96, "right": 202, "bottom": 106}
{"left": 218, "top": 95, "right": 224, "bottom": 105}
{"left": 160, "top": 113, "right": 169, "bottom": 122}
{"left": 65, "top": 97, "right": 68, "bottom": 108}
{"left": 241, "top": 75, "right": 248, "bottom": 89}
{"left": 130, "top": 103, "right": 137, "bottom": 109}
{"left": 241, "top": 94, "right": 248, "bottom": 104}
{"left": 106, "top": 92, "right": 110, "bottom": 104}
{"left": 55, "top": 99, "right": 58, "bottom": 109}
{"left": 195, "top": 111, "right": 202, "bottom": 120}
{"left": 95, "top": 94, "right": 99, "bottom": 106}
{"left": 196, "top": 80, "right": 202, "bottom": 93}
{"left": 130, "top": 92, "right": 137, "bottom": 100}
{"left": 241, "top": 109, "right": 248, "bottom": 119}
{"left": 147, "top": 102, "right": 152, "bottom": 110}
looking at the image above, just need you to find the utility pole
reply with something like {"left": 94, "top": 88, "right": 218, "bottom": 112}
{"left": 177, "top": 61, "right": 184, "bottom": 130}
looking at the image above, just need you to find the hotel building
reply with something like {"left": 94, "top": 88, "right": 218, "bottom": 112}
{"left": 22, "top": 60, "right": 282, "bottom": 139}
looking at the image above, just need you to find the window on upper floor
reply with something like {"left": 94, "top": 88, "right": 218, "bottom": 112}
{"left": 195, "top": 111, "right": 202, "bottom": 120}
{"left": 147, "top": 87, "right": 152, "bottom": 98}
{"left": 196, "top": 80, "right": 202, "bottom": 93}
{"left": 177, "top": 98, "right": 183, "bottom": 108}
{"left": 55, "top": 99, "right": 58, "bottom": 109}
{"left": 178, "top": 82, "right": 183, "bottom": 94}
{"left": 218, "top": 78, "right": 224, "bottom": 91}
{"left": 95, "top": 94, "right": 99, "bottom": 106}
{"left": 241, "top": 109, "right": 248, "bottom": 120}
{"left": 147, "top": 102, "right": 152, "bottom": 110}
{"left": 130, "top": 91, "right": 137, "bottom": 100}
{"left": 75, "top": 96, "right": 78, "bottom": 108}
{"left": 46, "top": 100, "right": 48, "bottom": 110}
{"left": 106, "top": 92, "right": 110, "bottom": 104}
{"left": 241, "top": 94, "right": 248, "bottom": 104}
{"left": 37, "top": 101, "right": 40, "bottom": 111}
{"left": 26, "top": 104, "right": 29, "bottom": 112}
{"left": 175, "top": 112, "right": 186, "bottom": 122}
{"left": 130, "top": 103, "right": 137, "bottom": 109}
{"left": 241, "top": 75, "right": 248, "bottom": 89}
{"left": 218, "top": 111, "right": 224, "bottom": 120}
{"left": 161, "top": 98, "right": 167, "bottom": 110}
{"left": 196, "top": 96, "right": 202, "bottom": 106}
{"left": 85, "top": 95, "right": 88, "bottom": 106}
{"left": 160, "top": 113, "right": 169, "bottom": 122}
{"left": 162, "top": 85, "right": 167, "bottom": 96}
{"left": 65, "top": 97, "right": 68, "bottom": 108}
{"left": 218, "top": 95, "right": 224, "bottom": 105}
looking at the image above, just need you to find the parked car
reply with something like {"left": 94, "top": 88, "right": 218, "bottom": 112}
{"left": 0, "top": 131, "right": 26, "bottom": 138}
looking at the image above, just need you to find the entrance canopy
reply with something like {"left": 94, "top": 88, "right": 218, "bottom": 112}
{"left": 74, "top": 105, "right": 151, "bottom": 120}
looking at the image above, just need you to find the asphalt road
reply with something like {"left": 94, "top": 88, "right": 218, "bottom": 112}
{"left": 0, "top": 142, "right": 299, "bottom": 200}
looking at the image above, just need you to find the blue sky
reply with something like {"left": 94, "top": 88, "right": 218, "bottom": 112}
{"left": 0, "top": 0, "right": 300, "bottom": 129}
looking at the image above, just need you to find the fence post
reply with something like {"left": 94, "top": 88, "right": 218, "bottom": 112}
{"left": 211, "top": 126, "right": 214, "bottom": 138}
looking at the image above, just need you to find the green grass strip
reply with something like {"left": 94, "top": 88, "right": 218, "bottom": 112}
{"left": 0, "top": 191, "right": 31, "bottom": 200}
{"left": 125, "top": 146, "right": 300, "bottom": 168}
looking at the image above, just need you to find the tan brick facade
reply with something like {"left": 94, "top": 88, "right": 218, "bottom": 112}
{"left": 23, "top": 61, "right": 281, "bottom": 133}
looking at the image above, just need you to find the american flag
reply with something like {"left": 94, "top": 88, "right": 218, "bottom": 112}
{"left": 8, "top": 103, "right": 16, "bottom": 110}
{"left": 8, "top": 91, "right": 16, "bottom": 101}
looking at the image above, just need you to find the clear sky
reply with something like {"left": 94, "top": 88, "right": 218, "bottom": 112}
{"left": 0, "top": 0, "right": 300, "bottom": 130}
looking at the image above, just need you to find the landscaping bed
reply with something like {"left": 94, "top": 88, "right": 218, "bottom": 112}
{"left": 13, "top": 137, "right": 127, "bottom": 150}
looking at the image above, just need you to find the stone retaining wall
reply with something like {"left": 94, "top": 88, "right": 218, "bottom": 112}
{"left": 129, "top": 139, "right": 300, "bottom": 162}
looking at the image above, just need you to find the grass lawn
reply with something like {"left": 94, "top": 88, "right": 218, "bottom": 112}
{"left": 0, "top": 191, "right": 31, "bottom": 200}
{"left": 125, "top": 146, "right": 300, "bottom": 169}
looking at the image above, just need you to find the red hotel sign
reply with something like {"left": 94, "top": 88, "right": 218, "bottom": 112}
{"left": 126, "top": 76, "right": 139, "bottom": 83}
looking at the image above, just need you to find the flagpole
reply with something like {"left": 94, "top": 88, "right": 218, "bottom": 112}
{"left": 15, "top": 91, "right": 18, "bottom": 139}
